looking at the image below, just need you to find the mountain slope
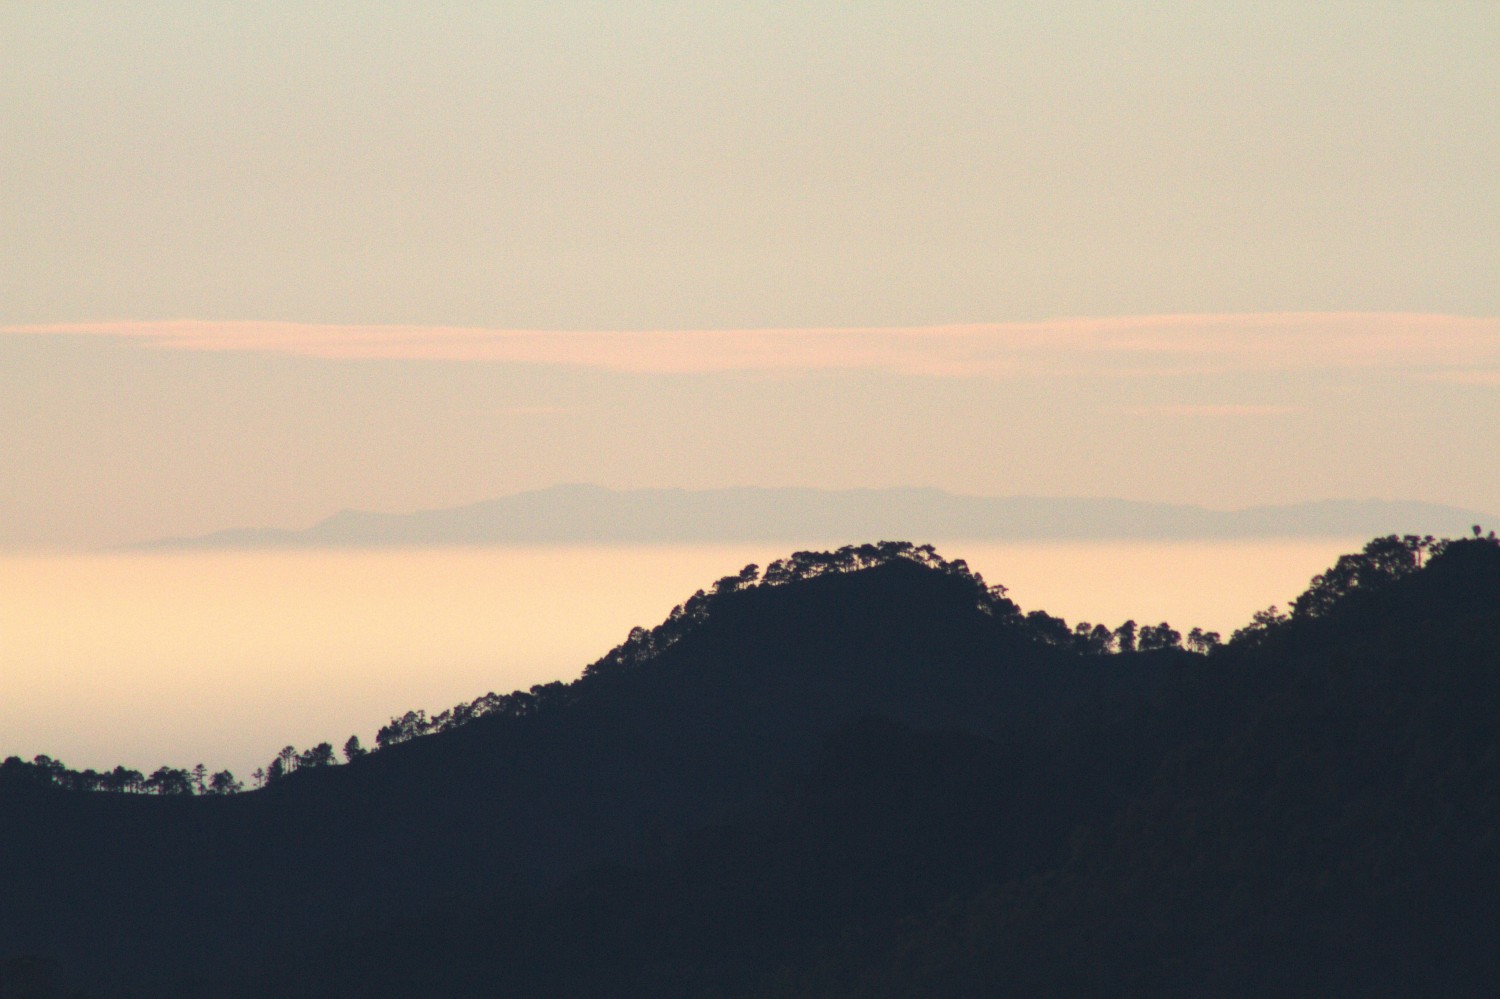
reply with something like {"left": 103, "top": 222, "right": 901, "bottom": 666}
{"left": 224, "top": 541, "right": 1500, "bottom": 999}
{"left": 4, "top": 539, "right": 1499, "bottom": 998}
{"left": 791, "top": 538, "right": 1500, "bottom": 997}
{"left": 1, "top": 547, "right": 1127, "bottom": 995}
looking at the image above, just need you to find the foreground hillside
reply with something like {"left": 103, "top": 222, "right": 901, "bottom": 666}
{"left": 2, "top": 537, "right": 1498, "bottom": 997}
{"left": 808, "top": 536, "right": 1500, "bottom": 997}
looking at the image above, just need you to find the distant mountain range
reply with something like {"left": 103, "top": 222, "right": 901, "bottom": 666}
{"left": 134, "top": 484, "right": 1498, "bottom": 549}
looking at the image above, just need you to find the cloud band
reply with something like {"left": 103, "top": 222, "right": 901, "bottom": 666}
{"left": 6, "top": 313, "right": 1500, "bottom": 380}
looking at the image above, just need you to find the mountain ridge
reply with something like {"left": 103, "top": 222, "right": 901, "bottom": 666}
{"left": 1, "top": 544, "right": 1106, "bottom": 994}
{"left": 4, "top": 536, "right": 1499, "bottom": 997}
{"left": 130, "top": 484, "right": 1497, "bottom": 549}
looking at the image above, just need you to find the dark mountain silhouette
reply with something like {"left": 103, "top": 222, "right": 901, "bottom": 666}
{"left": 131, "top": 483, "right": 1496, "bottom": 548}
{"left": 3, "top": 536, "right": 1499, "bottom": 997}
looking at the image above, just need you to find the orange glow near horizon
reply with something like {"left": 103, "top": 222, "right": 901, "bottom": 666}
{"left": 0, "top": 539, "right": 1364, "bottom": 778}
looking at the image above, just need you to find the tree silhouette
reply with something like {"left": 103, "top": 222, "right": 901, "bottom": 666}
{"left": 1291, "top": 534, "right": 1432, "bottom": 619}
{"left": 108, "top": 766, "right": 143, "bottom": 793}
{"left": 146, "top": 766, "right": 192, "bottom": 795}
{"left": 343, "top": 735, "right": 368, "bottom": 763}
{"left": 1137, "top": 622, "right": 1181, "bottom": 651}
{"left": 1072, "top": 622, "right": 1114, "bottom": 654}
{"left": 1230, "top": 604, "right": 1288, "bottom": 646}
{"left": 298, "top": 743, "right": 336, "bottom": 769}
{"left": 266, "top": 745, "right": 298, "bottom": 784}
{"left": 1185, "top": 627, "right": 1222, "bottom": 654}
{"left": 376, "top": 711, "right": 431, "bottom": 749}
{"left": 208, "top": 770, "right": 242, "bottom": 794}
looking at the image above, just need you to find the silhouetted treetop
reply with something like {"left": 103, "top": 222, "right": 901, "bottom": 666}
{"left": 1228, "top": 533, "right": 1500, "bottom": 649}
{"left": 1291, "top": 533, "right": 1438, "bottom": 620}
{"left": 580, "top": 541, "right": 1022, "bottom": 681}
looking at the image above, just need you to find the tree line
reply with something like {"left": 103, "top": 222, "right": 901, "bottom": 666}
{"left": 1227, "top": 530, "right": 1495, "bottom": 647}
{"left": 10, "top": 534, "right": 1489, "bottom": 799}
{"left": 0, "top": 540, "right": 1248, "bottom": 796}
{"left": 0, "top": 756, "right": 242, "bottom": 795}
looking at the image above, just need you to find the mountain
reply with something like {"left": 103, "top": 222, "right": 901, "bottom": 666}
{"left": 1, "top": 545, "right": 1118, "bottom": 995}
{"left": 4, "top": 537, "right": 1500, "bottom": 997}
{"left": 133, "top": 484, "right": 1497, "bottom": 548}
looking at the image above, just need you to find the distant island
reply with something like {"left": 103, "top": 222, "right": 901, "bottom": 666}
{"left": 133, "top": 483, "right": 1497, "bottom": 549}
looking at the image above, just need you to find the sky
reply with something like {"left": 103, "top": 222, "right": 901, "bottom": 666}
{"left": 4, "top": 2, "right": 1500, "bottom": 549}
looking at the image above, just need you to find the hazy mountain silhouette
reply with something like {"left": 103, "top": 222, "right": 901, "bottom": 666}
{"left": 3, "top": 536, "right": 1499, "bottom": 997}
{"left": 133, "top": 483, "right": 1496, "bottom": 548}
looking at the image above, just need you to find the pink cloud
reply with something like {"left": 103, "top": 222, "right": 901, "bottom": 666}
{"left": 497, "top": 405, "right": 576, "bottom": 416}
{"left": 1420, "top": 369, "right": 1500, "bottom": 386}
{"left": 5, "top": 313, "right": 1500, "bottom": 379}
{"left": 1123, "top": 404, "right": 1303, "bottom": 417}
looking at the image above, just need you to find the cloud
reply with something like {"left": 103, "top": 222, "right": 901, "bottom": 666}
{"left": 497, "top": 405, "right": 576, "bottom": 416}
{"left": 1123, "top": 404, "right": 1303, "bottom": 417}
{"left": 6, "top": 313, "right": 1500, "bottom": 380}
{"left": 1421, "top": 369, "right": 1500, "bottom": 386}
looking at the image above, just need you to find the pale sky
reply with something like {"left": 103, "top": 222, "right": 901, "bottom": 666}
{"left": 4, "top": 3, "right": 1499, "bottom": 548}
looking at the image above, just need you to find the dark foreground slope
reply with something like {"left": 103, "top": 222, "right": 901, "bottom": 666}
{"left": 239, "top": 538, "right": 1500, "bottom": 999}
{"left": 4, "top": 540, "right": 1499, "bottom": 997}
{"left": 857, "top": 536, "right": 1500, "bottom": 998}
{"left": 0, "top": 549, "right": 1156, "bottom": 996}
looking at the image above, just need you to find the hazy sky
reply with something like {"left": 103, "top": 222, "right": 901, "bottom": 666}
{"left": 5, "top": 3, "right": 1499, "bottom": 548}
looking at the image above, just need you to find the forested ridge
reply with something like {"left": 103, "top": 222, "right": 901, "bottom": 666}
{"left": 2, "top": 533, "right": 1497, "bottom": 997}
{"left": 1, "top": 541, "right": 1213, "bottom": 797}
